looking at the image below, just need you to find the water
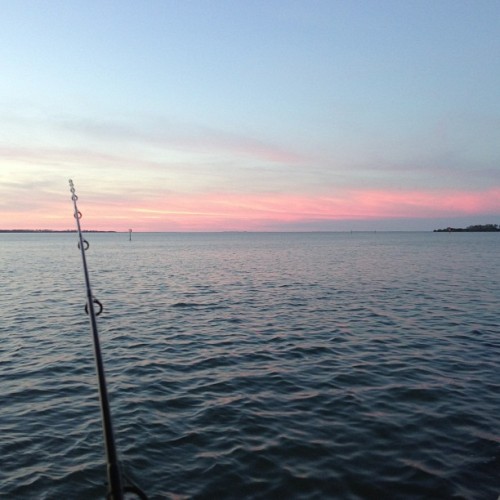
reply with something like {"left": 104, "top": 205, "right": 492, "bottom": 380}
{"left": 1, "top": 232, "right": 499, "bottom": 499}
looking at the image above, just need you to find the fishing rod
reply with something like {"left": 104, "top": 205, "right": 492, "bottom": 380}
{"left": 69, "top": 180, "right": 147, "bottom": 500}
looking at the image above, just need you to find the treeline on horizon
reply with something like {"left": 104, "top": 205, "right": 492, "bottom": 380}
{"left": 434, "top": 224, "right": 499, "bottom": 232}
{"left": 1, "top": 225, "right": 499, "bottom": 233}
{"left": 0, "top": 229, "right": 116, "bottom": 233}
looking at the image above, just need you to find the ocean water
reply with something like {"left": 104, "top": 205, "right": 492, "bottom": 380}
{"left": 1, "top": 231, "right": 499, "bottom": 499}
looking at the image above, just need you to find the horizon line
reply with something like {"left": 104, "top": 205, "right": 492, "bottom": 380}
{"left": 0, "top": 228, "right": 466, "bottom": 234}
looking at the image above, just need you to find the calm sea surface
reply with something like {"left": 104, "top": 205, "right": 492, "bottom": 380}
{"left": 1, "top": 232, "right": 499, "bottom": 499}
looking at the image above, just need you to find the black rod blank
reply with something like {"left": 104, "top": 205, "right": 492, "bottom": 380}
{"left": 69, "top": 179, "right": 124, "bottom": 500}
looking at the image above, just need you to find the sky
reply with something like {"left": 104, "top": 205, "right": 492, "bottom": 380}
{"left": 1, "top": 0, "right": 499, "bottom": 231}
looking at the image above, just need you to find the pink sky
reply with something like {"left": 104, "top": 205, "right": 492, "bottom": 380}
{"left": 1, "top": 2, "right": 499, "bottom": 232}
{"left": 2, "top": 185, "right": 498, "bottom": 232}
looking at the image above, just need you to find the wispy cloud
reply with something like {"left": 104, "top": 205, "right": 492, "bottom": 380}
{"left": 1, "top": 107, "right": 499, "bottom": 231}
{"left": 46, "top": 186, "right": 499, "bottom": 232}
{"left": 57, "top": 115, "right": 307, "bottom": 165}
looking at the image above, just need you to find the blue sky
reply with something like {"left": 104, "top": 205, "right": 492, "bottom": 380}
{"left": 1, "top": 0, "right": 499, "bottom": 230}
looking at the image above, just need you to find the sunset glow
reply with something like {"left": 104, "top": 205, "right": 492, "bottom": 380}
{"left": 2, "top": 185, "right": 498, "bottom": 233}
{"left": 1, "top": 1, "right": 499, "bottom": 231}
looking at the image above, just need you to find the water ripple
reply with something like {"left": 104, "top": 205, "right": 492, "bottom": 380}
{"left": 0, "top": 232, "right": 499, "bottom": 498}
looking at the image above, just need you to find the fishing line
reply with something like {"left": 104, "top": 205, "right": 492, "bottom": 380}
{"left": 69, "top": 180, "right": 147, "bottom": 500}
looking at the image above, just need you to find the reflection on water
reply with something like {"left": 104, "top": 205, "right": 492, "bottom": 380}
{"left": 0, "top": 232, "right": 499, "bottom": 499}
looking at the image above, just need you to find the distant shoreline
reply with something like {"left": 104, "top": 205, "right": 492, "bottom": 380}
{"left": 1, "top": 228, "right": 499, "bottom": 234}
{"left": 433, "top": 224, "right": 499, "bottom": 232}
{"left": 0, "top": 229, "right": 116, "bottom": 233}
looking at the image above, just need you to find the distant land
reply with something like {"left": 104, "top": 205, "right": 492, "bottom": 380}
{"left": 0, "top": 229, "right": 116, "bottom": 233}
{"left": 434, "top": 224, "right": 499, "bottom": 232}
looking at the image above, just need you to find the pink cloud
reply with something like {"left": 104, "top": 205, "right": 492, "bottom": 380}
{"left": 347, "top": 188, "right": 500, "bottom": 218}
{"left": 63, "top": 118, "right": 306, "bottom": 165}
{"left": 92, "top": 187, "right": 500, "bottom": 231}
{"left": 2, "top": 186, "right": 499, "bottom": 232}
